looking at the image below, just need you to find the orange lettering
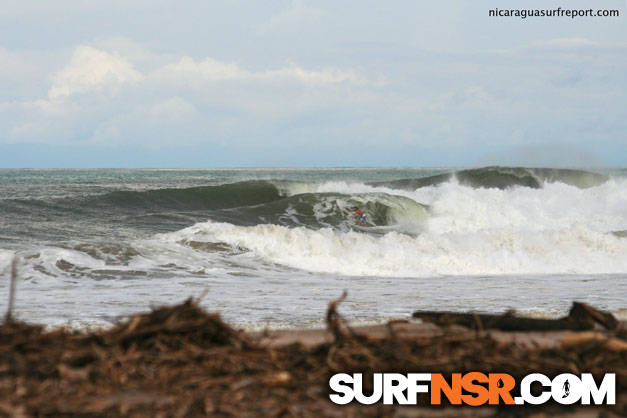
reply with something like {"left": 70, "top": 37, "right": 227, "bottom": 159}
{"left": 461, "top": 372, "right": 489, "bottom": 406}
{"left": 430, "top": 373, "right": 462, "bottom": 405}
{"left": 488, "top": 373, "right": 516, "bottom": 405}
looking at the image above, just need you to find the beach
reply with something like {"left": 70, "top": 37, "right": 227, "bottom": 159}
{"left": 1, "top": 297, "right": 624, "bottom": 416}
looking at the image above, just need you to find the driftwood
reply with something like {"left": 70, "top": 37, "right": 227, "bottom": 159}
{"left": 412, "top": 301, "right": 620, "bottom": 331}
{"left": 0, "top": 296, "right": 624, "bottom": 416}
{"left": 4, "top": 257, "right": 17, "bottom": 322}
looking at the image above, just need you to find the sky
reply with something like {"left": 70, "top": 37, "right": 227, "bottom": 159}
{"left": 0, "top": 0, "right": 625, "bottom": 167}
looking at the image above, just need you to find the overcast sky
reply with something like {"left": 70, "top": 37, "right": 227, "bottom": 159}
{"left": 0, "top": 0, "right": 625, "bottom": 167}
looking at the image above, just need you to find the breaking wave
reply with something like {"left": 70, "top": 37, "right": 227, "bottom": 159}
{"left": 2, "top": 167, "right": 625, "bottom": 279}
{"left": 159, "top": 176, "right": 627, "bottom": 277}
{"left": 370, "top": 166, "right": 609, "bottom": 190}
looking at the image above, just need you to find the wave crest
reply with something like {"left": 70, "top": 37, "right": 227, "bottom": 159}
{"left": 371, "top": 167, "right": 609, "bottom": 190}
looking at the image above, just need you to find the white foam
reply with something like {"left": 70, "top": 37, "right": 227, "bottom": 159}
{"left": 167, "top": 178, "right": 627, "bottom": 277}
{"left": 0, "top": 249, "right": 16, "bottom": 274}
{"left": 170, "top": 221, "right": 626, "bottom": 276}
{"left": 286, "top": 178, "right": 627, "bottom": 234}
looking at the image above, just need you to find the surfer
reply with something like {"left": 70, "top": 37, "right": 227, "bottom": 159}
{"left": 350, "top": 207, "right": 367, "bottom": 226}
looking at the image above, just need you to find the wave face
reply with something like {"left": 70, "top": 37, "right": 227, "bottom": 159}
{"left": 96, "top": 180, "right": 283, "bottom": 211}
{"left": 0, "top": 180, "right": 282, "bottom": 216}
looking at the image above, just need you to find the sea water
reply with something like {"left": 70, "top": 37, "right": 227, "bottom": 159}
{"left": 0, "top": 167, "right": 625, "bottom": 329}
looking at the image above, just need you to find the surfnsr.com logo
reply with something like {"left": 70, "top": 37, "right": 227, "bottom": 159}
{"left": 329, "top": 373, "right": 615, "bottom": 406}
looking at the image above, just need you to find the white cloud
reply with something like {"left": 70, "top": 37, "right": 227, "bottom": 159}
{"left": 0, "top": 1, "right": 624, "bottom": 165}
{"left": 0, "top": 36, "right": 624, "bottom": 161}
{"left": 1, "top": 43, "right": 376, "bottom": 145}
{"left": 158, "top": 56, "right": 248, "bottom": 81}
{"left": 49, "top": 46, "right": 143, "bottom": 99}
{"left": 156, "top": 56, "right": 369, "bottom": 86}
{"left": 262, "top": 63, "right": 369, "bottom": 85}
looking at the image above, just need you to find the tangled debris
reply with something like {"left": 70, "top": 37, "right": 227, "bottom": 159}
{"left": 0, "top": 297, "right": 625, "bottom": 417}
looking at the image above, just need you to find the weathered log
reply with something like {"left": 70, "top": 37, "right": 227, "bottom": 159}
{"left": 569, "top": 301, "right": 618, "bottom": 330}
{"left": 412, "top": 302, "right": 619, "bottom": 331}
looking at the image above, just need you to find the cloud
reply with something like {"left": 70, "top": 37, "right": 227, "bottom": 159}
{"left": 158, "top": 57, "right": 247, "bottom": 81}
{"left": 262, "top": 63, "right": 370, "bottom": 85}
{"left": 49, "top": 46, "right": 143, "bottom": 99}
{"left": 156, "top": 56, "right": 368, "bottom": 86}
{"left": 1, "top": 43, "right": 376, "bottom": 145}
{"left": 0, "top": 32, "right": 625, "bottom": 165}
{"left": 0, "top": 47, "right": 65, "bottom": 100}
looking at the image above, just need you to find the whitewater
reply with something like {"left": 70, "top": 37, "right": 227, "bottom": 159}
{"left": 0, "top": 167, "right": 625, "bottom": 328}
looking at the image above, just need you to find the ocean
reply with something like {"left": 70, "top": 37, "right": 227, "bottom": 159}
{"left": 0, "top": 167, "right": 625, "bottom": 329}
